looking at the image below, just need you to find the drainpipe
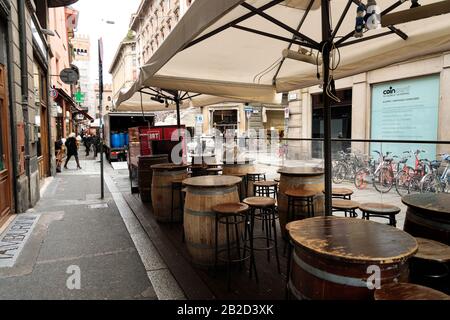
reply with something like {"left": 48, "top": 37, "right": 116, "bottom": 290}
{"left": 5, "top": 11, "right": 20, "bottom": 212}
{"left": 18, "top": 0, "right": 32, "bottom": 207}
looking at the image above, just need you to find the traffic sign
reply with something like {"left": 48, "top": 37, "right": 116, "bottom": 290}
{"left": 60, "top": 68, "right": 79, "bottom": 85}
{"left": 50, "top": 88, "right": 58, "bottom": 100}
{"left": 195, "top": 115, "right": 204, "bottom": 124}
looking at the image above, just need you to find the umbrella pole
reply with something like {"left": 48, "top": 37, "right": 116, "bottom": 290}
{"left": 175, "top": 92, "right": 181, "bottom": 130}
{"left": 321, "top": 0, "right": 332, "bottom": 216}
{"left": 175, "top": 92, "right": 183, "bottom": 163}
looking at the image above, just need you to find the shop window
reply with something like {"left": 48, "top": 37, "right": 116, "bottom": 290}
{"left": 312, "top": 89, "right": 352, "bottom": 158}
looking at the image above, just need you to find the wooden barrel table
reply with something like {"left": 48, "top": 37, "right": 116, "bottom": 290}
{"left": 183, "top": 175, "right": 242, "bottom": 266}
{"left": 375, "top": 283, "right": 450, "bottom": 300}
{"left": 278, "top": 166, "right": 325, "bottom": 239}
{"left": 403, "top": 194, "right": 450, "bottom": 245}
{"left": 151, "top": 163, "right": 189, "bottom": 222}
{"left": 137, "top": 154, "right": 169, "bottom": 202}
{"left": 287, "top": 217, "right": 418, "bottom": 300}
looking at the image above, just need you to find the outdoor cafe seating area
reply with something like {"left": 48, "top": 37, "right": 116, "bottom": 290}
{"left": 131, "top": 153, "right": 450, "bottom": 300}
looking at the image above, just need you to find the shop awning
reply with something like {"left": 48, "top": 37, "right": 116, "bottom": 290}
{"left": 116, "top": 0, "right": 450, "bottom": 110}
{"left": 47, "top": 0, "right": 79, "bottom": 8}
{"left": 54, "top": 87, "right": 93, "bottom": 121}
{"left": 116, "top": 88, "right": 249, "bottom": 112}
{"left": 115, "top": 0, "right": 450, "bottom": 215}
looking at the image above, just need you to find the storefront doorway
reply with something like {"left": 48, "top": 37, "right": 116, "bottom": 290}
{"left": 0, "top": 64, "right": 13, "bottom": 222}
{"left": 34, "top": 61, "right": 50, "bottom": 182}
{"left": 211, "top": 109, "right": 238, "bottom": 134}
{"left": 312, "top": 89, "right": 352, "bottom": 158}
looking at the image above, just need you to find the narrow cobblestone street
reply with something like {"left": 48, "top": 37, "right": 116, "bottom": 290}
{"left": 0, "top": 150, "right": 184, "bottom": 300}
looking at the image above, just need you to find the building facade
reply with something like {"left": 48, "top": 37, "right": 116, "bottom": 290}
{"left": 109, "top": 33, "right": 137, "bottom": 105}
{"left": 94, "top": 83, "right": 112, "bottom": 117}
{"left": 0, "top": 0, "right": 77, "bottom": 225}
{"left": 48, "top": 5, "right": 78, "bottom": 140}
{"left": 71, "top": 33, "right": 96, "bottom": 118}
{"left": 130, "top": 0, "right": 194, "bottom": 68}
{"left": 287, "top": 52, "right": 450, "bottom": 161}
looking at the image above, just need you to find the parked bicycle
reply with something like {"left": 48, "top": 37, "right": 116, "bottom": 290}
{"left": 372, "top": 150, "right": 398, "bottom": 193}
{"left": 420, "top": 154, "right": 450, "bottom": 194}
{"left": 395, "top": 150, "right": 430, "bottom": 196}
{"left": 333, "top": 148, "right": 366, "bottom": 184}
{"left": 354, "top": 156, "right": 376, "bottom": 190}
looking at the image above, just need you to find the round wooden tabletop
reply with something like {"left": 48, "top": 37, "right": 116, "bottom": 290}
{"left": 288, "top": 216, "right": 418, "bottom": 263}
{"left": 375, "top": 283, "right": 450, "bottom": 300}
{"left": 151, "top": 163, "right": 190, "bottom": 171}
{"left": 359, "top": 203, "right": 401, "bottom": 214}
{"left": 402, "top": 193, "right": 450, "bottom": 219}
{"left": 414, "top": 237, "right": 450, "bottom": 262}
{"left": 278, "top": 166, "right": 324, "bottom": 176}
{"left": 183, "top": 175, "right": 242, "bottom": 188}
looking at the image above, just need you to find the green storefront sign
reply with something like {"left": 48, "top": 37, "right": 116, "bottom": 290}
{"left": 74, "top": 91, "right": 85, "bottom": 104}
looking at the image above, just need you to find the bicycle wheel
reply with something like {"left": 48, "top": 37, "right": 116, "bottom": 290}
{"left": 395, "top": 167, "right": 414, "bottom": 197}
{"left": 333, "top": 163, "right": 346, "bottom": 184}
{"left": 420, "top": 174, "right": 442, "bottom": 194}
{"left": 354, "top": 168, "right": 370, "bottom": 190}
{"left": 373, "top": 167, "right": 394, "bottom": 193}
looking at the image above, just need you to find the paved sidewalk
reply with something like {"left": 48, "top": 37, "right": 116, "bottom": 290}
{"left": 0, "top": 151, "right": 184, "bottom": 300}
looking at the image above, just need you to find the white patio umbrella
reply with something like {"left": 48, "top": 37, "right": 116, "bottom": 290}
{"left": 116, "top": 0, "right": 450, "bottom": 214}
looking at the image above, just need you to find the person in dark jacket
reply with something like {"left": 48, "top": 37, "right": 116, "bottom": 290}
{"left": 86, "top": 135, "right": 93, "bottom": 156}
{"left": 64, "top": 133, "right": 82, "bottom": 170}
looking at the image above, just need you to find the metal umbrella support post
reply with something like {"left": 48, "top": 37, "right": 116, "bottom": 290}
{"left": 98, "top": 38, "right": 105, "bottom": 199}
{"left": 321, "top": 0, "right": 332, "bottom": 216}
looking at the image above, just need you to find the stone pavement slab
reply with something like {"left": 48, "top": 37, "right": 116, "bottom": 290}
{"left": 0, "top": 158, "right": 159, "bottom": 300}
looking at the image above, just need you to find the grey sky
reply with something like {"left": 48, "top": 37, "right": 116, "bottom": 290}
{"left": 72, "top": 0, "right": 141, "bottom": 83}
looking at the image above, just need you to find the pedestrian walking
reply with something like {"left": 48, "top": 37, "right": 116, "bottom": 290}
{"left": 64, "top": 133, "right": 82, "bottom": 170}
{"left": 92, "top": 134, "right": 101, "bottom": 158}
{"left": 84, "top": 134, "right": 92, "bottom": 157}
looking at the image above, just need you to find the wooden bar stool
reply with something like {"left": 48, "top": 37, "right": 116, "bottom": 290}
{"left": 246, "top": 172, "right": 266, "bottom": 196}
{"left": 359, "top": 203, "right": 401, "bottom": 227}
{"left": 410, "top": 237, "right": 450, "bottom": 294}
{"left": 375, "top": 283, "right": 450, "bottom": 300}
{"left": 285, "top": 189, "right": 316, "bottom": 222}
{"left": 243, "top": 196, "right": 281, "bottom": 280}
{"left": 254, "top": 180, "right": 278, "bottom": 200}
{"left": 212, "top": 202, "right": 251, "bottom": 291}
{"left": 323, "top": 187, "right": 354, "bottom": 200}
{"left": 332, "top": 199, "right": 360, "bottom": 218}
{"left": 207, "top": 167, "right": 223, "bottom": 175}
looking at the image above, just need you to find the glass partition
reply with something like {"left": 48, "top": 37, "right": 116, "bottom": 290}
{"left": 185, "top": 130, "right": 449, "bottom": 229}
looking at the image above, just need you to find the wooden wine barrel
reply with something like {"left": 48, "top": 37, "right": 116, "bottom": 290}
{"left": 403, "top": 194, "right": 450, "bottom": 245}
{"left": 183, "top": 175, "right": 242, "bottom": 266}
{"left": 278, "top": 167, "right": 325, "bottom": 239}
{"left": 222, "top": 159, "right": 255, "bottom": 196}
{"left": 137, "top": 154, "right": 169, "bottom": 202}
{"left": 151, "top": 163, "right": 189, "bottom": 222}
{"left": 288, "top": 217, "right": 418, "bottom": 300}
